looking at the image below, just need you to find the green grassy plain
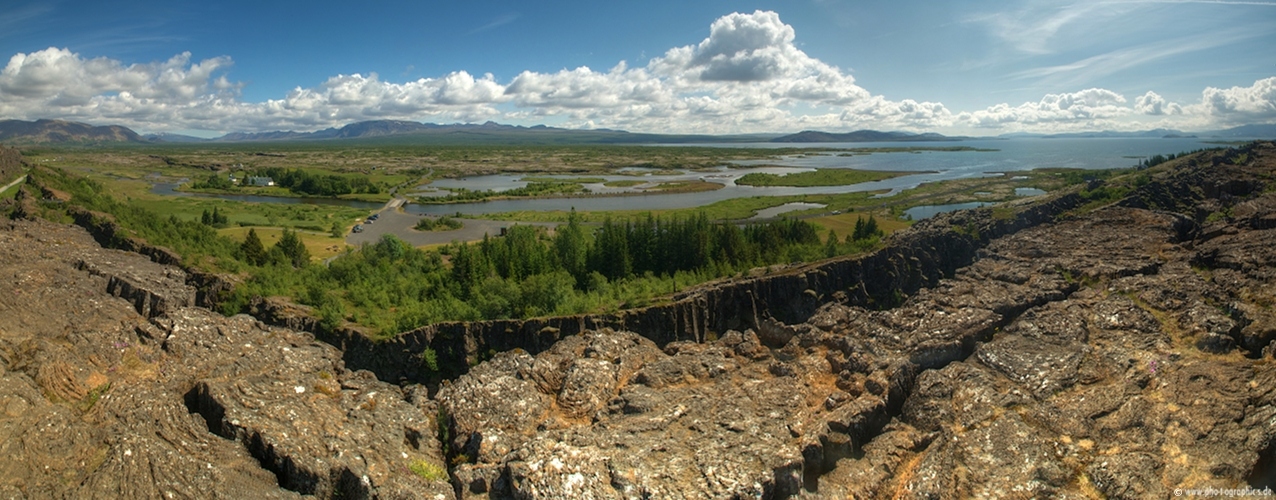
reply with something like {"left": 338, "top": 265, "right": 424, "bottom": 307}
{"left": 735, "top": 168, "right": 911, "bottom": 187}
{"left": 219, "top": 226, "right": 349, "bottom": 262}
{"left": 808, "top": 212, "right": 911, "bottom": 237}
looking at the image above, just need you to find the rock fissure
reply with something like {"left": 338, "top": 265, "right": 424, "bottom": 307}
{"left": 2, "top": 142, "right": 1275, "bottom": 498}
{"left": 429, "top": 143, "right": 1276, "bottom": 498}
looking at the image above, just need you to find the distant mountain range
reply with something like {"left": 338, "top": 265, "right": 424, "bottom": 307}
{"left": 0, "top": 119, "right": 143, "bottom": 143}
{"left": 770, "top": 130, "right": 969, "bottom": 142}
{"left": 1, "top": 118, "right": 1273, "bottom": 146}
{"left": 142, "top": 120, "right": 777, "bottom": 145}
{"left": 1208, "top": 124, "right": 1276, "bottom": 138}
{"left": 996, "top": 124, "right": 1276, "bottom": 139}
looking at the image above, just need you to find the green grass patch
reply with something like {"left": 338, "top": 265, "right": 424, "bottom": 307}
{"left": 617, "top": 168, "right": 683, "bottom": 176}
{"left": 414, "top": 215, "right": 464, "bottom": 231}
{"left": 0, "top": 176, "right": 26, "bottom": 199}
{"left": 218, "top": 226, "right": 349, "bottom": 262}
{"left": 808, "top": 211, "right": 911, "bottom": 237}
{"left": 645, "top": 180, "right": 723, "bottom": 193}
{"left": 422, "top": 181, "right": 588, "bottom": 204}
{"left": 735, "top": 168, "right": 909, "bottom": 187}
{"left": 603, "top": 180, "right": 644, "bottom": 187}
{"left": 990, "top": 206, "right": 1017, "bottom": 221}
{"left": 473, "top": 191, "right": 890, "bottom": 223}
{"left": 129, "top": 196, "right": 368, "bottom": 232}
{"left": 520, "top": 176, "right": 606, "bottom": 183}
{"left": 336, "top": 192, "right": 393, "bottom": 203}
{"left": 408, "top": 459, "right": 448, "bottom": 481}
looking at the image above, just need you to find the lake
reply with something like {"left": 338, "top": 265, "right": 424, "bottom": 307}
{"left": 405, "top": 137, "right": 1222, "bottom": 216}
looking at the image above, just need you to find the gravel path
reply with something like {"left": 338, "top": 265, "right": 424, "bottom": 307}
{"left": 0, "top": 174, "right": 26, "bottom": 194}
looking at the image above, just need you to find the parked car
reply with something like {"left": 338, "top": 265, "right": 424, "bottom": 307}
{"left": 352, "top": 224, "right": 364, "bottom": 233}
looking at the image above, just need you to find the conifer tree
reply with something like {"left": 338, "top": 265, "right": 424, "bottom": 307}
{"left": 553, "top": 209, "right": 588, "bottom": 284}
{"left": 241, "top": 228, "right": 267, "bottom": 265}
{"left": 274, "top": 228, "right": 310, "bottom": 268}
{"left": 863, "top": 214, "right": 880, "bottom": 239}
{"left": 211, "top": 206, "right": 228, "bottom": 226}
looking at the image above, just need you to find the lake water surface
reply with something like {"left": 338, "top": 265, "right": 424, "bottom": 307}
{"left": 407, "top": 137, "right": 1221, "bottom": 216}
{"left": 150, "top": 137, "right": 1226, "bottom": 217}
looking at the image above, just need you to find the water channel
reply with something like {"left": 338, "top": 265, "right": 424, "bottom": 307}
{"left": 150, "top": 137, "right": 1224, "bottom": 219}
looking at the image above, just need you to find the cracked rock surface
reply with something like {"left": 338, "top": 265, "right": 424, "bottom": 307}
{"left": 440, "top": 143, "right": 1276, "bottom": 498}
{"left": 0, "top": 218, "right": 453, "bottom": 499}
{"left": 2, "top": 142, "right": 1275, "bottom": 499}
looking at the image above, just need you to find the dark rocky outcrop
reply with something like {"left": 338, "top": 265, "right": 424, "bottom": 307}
{"left": 434, "top": 142, "right": 1276, "bottom": 497}
{"left": 2, "top": 142, "right": 1275, "bottom": 498}
{"left": 248, "top": 191, "right": 1085, "bottom": 385}
{"left": 0, "top": 218, "right": 453, "bottom": 498}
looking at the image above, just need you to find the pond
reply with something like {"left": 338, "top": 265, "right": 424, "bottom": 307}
{"left": 904, "top": 202, "right": 992, "bottom": 220}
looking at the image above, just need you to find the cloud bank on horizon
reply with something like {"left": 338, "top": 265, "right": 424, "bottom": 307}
{"left": 1, "top": 9, "right": 1273, "bottom": 136}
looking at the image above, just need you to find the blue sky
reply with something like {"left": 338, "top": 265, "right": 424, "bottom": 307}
{"left": 1, "top": 0, "right": 1273, "bottom": 136}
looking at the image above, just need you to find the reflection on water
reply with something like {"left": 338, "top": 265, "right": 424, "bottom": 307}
{"left": 904, "top": 202, "right": 990, "bottom": 220}
{"left": 750, "top": 202, "right": 827, "bottom": 219}
{"left": 150, "top": 137, "right": 1218, "bottom": 218}
{"left": 409, "top": 137, "right": 1213, "bottom": 216}
{"left": 427, "top": 165, "right": 814, "bottom": 194}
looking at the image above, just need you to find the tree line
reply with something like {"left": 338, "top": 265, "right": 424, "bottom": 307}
{"left": 24, "top": 166, "right": 882, "bottom": 336}
{"left": 450, "top": 210, "right": 824, "bottom": 295}
{"left": 254, "top": 167, "right": 382, "bottom": 197}
{"left": 190, "top": 167, "right": 383, "bottom": 197}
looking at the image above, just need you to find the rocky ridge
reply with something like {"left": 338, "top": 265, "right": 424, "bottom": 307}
{"left": 432, "top": 142, "right": 1276, "bottom": 497}
{"left": 0, "top": 142, "right": 1273, "bottom": 498}
{"left": 248, "top": 188, "right": 1087, "bottom": 386}
{"left": 0, "top": 218, "right": 454, "bottom": 498}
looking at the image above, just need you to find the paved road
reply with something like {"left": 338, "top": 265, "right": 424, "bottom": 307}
{"left": 345, "top": 201, "right": 557, "bottom": 247}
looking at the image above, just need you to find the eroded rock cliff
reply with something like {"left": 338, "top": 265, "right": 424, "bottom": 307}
{"left": 435, "top": 142, "right": 1276, "bottom": 498}
{"left": 0, "top": 219, "right": 453, "bottom": 498}
{"left": 2, "top": 142, "right": 1274, "bottom": 499}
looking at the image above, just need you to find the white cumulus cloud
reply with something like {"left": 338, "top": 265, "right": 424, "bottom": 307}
{"left": 1134, "top": 91, "right": 1183, "bottom": 115}
{"left": 0, "top": 47, "right": 235, "bottom": 108}
{"left": 685, "top": 10, "right": 801, "bottom": 82}
{"left": 1, "top": 13, "right": 1271, "bottom": 136}
{"left": 1200, "top": 76, "right": 1276, "bottom": 124}
{"left": 964, "top": 88, "right": 1130, "bottom": 129}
